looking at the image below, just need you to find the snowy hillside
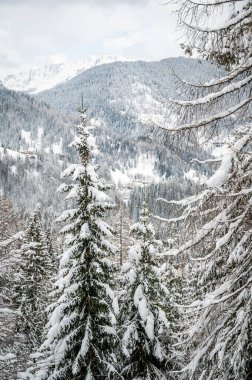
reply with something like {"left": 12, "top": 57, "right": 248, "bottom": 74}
{"left": 36, "top": 57, "right": 221, "bottom": 178}
{"left": 1, "top": 55, "right": 126, "bottom": 94}
{"left": 0, "top": 57, "right": 221, "bottom": 214}
{"left": 0, "top": 84, "right": 75, "bottom": 154}
{"left": 0, "top": 84, "right": 75, "bottom": 213}
{"left": 36, "top": 57, "right": 222, "bottom": 126}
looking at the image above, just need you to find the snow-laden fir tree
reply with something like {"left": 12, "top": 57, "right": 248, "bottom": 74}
{"left": 32, "top": 109, "right": 119, "bottom": 380}
{"left": 159, "top": 127, "right": 252, "bottom": 380}
{"left": 0, "top": 197, "right": 24, "bottom": 378}
{"left": 119, "top": 202, "right": 178, "bottom": 380}
{"left": 16, "top": 211, "right": 51, "bottom": 349}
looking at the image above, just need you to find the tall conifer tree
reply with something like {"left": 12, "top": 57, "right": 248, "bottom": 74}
{"left": 119, "top": 202, "right": 177, "bottom": 380}
{"left": 17, "top": 211, "right": 50, "bottom": 349}
{"left": 33, "top": 109, "right": 118, "bottom": 380}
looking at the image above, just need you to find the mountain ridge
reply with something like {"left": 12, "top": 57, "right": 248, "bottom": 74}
{"left": 1, "top": 55, "right": 128, "bottom": 94}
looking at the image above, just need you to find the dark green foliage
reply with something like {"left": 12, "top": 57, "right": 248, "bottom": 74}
{"left": 119, "top": 204, "right": 178, "bottom": 380}
{"left": 16, "top": 211, "right": 50, "bottom": 349}
{"left": 33, "top": 111, "right": 119, "bottom": 380}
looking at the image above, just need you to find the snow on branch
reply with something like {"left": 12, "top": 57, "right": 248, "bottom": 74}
{"left": 171, "top": 74, "right": 252, "bottom": 107}
{"left": 185, "top": 0, "right": 245, "bottom": 6}
{"left": 189, "top": 277, "right": 252, "bottom": 310}
{"left": 170, "top": 58, "right": 251, "bottom": 92}
{"left": 0, "top": 307, "right": 20, "bottom": 315}
{"left": 191, "top": 158, "right": 222, "bottom": 164}
{"left": 182, "top": 8, "right": 251, "bottom": 33}
{"left": 157, "top": 190, "right": 208, "bottom": 206}
{"left": 0, "top": 353, "right": 16, "bottom": 362}
{"left": 152, "top": 214, "right": 187, "bottom": 224}
{"left": 161, "top": 97, "right": 252, "bottom": 131}
{"left": 200, "top": 60, "right": 252, "bottom": 87}
{"left": 207, "top": 133, "right": 251, "bottom": 187}
{"left": 55, "top": 209, "right": 78, "bottom": 223}
{"left": 0, "top": 231, "right": 24, "bottom": 248}
{"left": 162, "top": 217, "right": 219, "bottom": 257}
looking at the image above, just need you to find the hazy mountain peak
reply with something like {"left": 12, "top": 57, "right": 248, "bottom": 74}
{"left": 1, "top": 55, "right": 128, "bottom": 94}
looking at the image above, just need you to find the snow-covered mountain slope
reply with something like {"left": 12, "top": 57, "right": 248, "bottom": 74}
{"left": 36, "top": 57, "right": 222, "bottom": 124}
{"left": 0, "top": 84, "right": 75, "bottom": 213}
{"left": 0, "top": 142, "right": 66, "bottom": 217}
{"left": 0, "top": 84, "right": 75, "bottom": 154}
{"left": 1, "top": 55, "right": 126, "bottom": 94}
{"left": 36, "top": 57, "right": 222, "bottom": 174}
{"left": 0, "top": 57, "right": 222, "bottom": 215}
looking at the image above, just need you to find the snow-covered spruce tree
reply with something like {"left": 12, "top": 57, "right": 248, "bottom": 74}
{"left": 16, "top": 211, "right": 51, "bottom": 349}
{"left": 119, "top": 202, "right": 178, "bottom": 380}
{"left": 33, "top": 110, "right": 118, "bottom": 380}
{"left": 0, "top": 197, "right": 24, "bottom": 378}
{"left": 158, "top": 127, "right": 252, "bottom": 380}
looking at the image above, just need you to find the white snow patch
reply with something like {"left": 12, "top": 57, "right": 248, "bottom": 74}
{"left": 36, "top": 127, "right": 44, "bottom": 151}
{"left": 21, "top": 130, "right": 32, "bottom": 145}
{"left": 145, "top": 315, "right": 154, "bottom": 340}
{"left": 184, "top": 169, "right": 207, "bottom": 184}
{"left": 80, "top": 223, "right": 90, "bottom": 239}
{"left": 110, "top": 153, "right": 161, "bottom": 189}
{"left": 138, "top": 297, "right": 148, "bottom": 321}
{"left": 207, "top": 134, "right": 249, "bottom": 188}
{"left": 0, "top": 147, "right": 26, "bottom": 161}
{"left": 11, "top": 165, "right": 17, "bottom": 175}
{"left": 52, "top": 138, "right": 63, "bottom": 155}
{"left": 110, "top": 169, "right": 132, "bottom": 188}
{"left": 128, "top": 154, "right": 159, "bottom": 182}
{"left": 130, "top": 82, "right": 169, "bottom": 126}
{"left": 0, "top": 353, "right": 16, "bottom": 361}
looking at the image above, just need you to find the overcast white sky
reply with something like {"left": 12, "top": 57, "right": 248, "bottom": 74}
{"left": 0, "top": 0, "right": 183, "bottom": 76}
